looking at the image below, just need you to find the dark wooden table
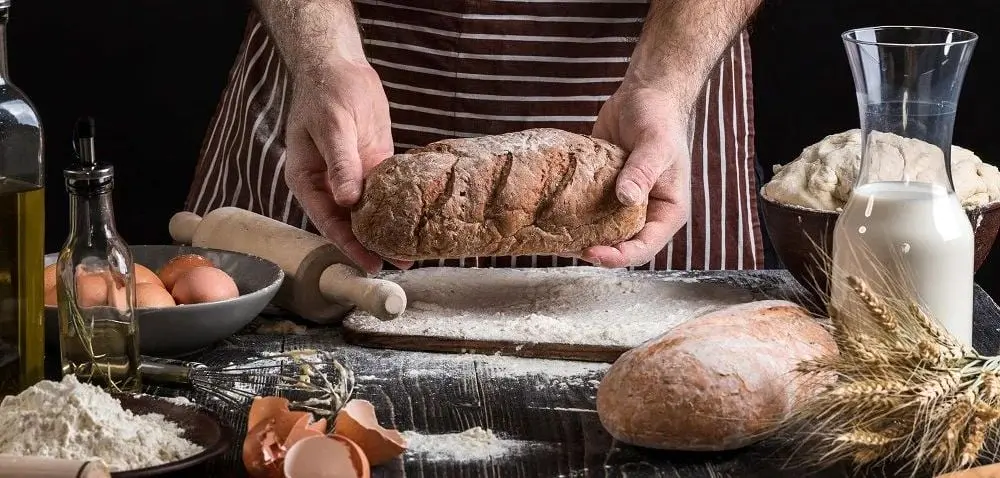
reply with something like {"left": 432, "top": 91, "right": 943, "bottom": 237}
{"left": 166, "top": 270, "right": 1000, "bottom": 478}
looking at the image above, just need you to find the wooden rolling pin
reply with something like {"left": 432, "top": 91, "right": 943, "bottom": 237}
{"left": 169, "top": 207, "right": 406, "bottom": 323}
{"left": 938, "top": 464, "right": 1000, "bottom": 477}
{"left": 0, "top": 456, "right": 110, "bottom": 478}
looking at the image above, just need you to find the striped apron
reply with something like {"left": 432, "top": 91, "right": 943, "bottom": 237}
{"left": 184, "top": 1, "right": 763, "bottom": 271}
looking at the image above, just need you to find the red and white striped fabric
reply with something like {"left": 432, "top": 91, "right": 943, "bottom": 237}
{"left": 184, "top": 1, "right": 764, "bottom": 271}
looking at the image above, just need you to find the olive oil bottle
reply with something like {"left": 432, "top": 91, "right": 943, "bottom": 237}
{"left": 0, "top": 0, "right": 46, "bottom": 396}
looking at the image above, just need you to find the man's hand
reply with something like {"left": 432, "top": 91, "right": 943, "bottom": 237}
{"left": 255, "top": 0, "right": 414, "bottom": 274}
{"left": 583, "top": 85, "right": 691, "bottom": 268}
{"left": 284, "top": 59, "right": 407, "bottom": 274}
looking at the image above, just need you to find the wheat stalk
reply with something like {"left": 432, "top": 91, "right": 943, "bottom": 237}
{"left": 776, "top": 239, "right": 1000, "bottom": 477}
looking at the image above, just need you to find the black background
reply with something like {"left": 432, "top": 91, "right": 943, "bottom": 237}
{"left": 8, "top": 1, "right": 999, "bottom": 298}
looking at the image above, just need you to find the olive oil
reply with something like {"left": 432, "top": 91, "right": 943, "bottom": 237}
{"left": 0, "top": 180, "right": 44, "bottom": 396}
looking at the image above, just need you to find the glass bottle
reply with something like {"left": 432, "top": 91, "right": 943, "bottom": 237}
{"left": 0, "top": 0, "right": 45, "bottom": 396}
{"left": 831, "top": 27, "right": 978, "bottom": 347}
{"left": 57, "top": 117, "right": 141, "bottom": 392}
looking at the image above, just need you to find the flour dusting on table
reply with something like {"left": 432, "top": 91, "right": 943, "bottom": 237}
{"left": 403, "top": 426, "right": 539, "bottom": 462}
{"left": 346, "top": 267, "right": 754, "bottom": 347}
{"left": 0, "top": 375, "right": 203, "bottom": 471}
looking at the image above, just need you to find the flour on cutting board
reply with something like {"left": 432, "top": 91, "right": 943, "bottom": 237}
{"left": 345, "top": 267, "right": 754, "bottom": 347}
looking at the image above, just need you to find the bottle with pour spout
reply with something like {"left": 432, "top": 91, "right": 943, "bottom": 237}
{"left": 57, "top": 117, "right": 141, "bottom": 392}
{"left": 830, "top": 27, "right": 978, "bottom": 348}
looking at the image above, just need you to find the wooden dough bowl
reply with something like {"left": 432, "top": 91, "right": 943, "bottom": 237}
{"left": 760, "top": 192, "right": 1000, "bottom": 311}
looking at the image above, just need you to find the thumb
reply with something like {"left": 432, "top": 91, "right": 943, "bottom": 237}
{"left": 312, "top": 122, "right": 364, "bottom": 208}
{"left": 616, "top": 135, "right": 669, "bottom": 207}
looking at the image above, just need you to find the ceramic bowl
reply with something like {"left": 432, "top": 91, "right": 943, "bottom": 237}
{"left": 44, "top": 244, "right": 283, "bottom": 358}
{"left": 760, "top": 193, "right": 1000, "bottom": 308}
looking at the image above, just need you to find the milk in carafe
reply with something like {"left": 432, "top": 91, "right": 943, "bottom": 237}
{"left": 833, "top": 26, "right": 978, "bottom": 347}
{"left": 831, "top": 181, "right": 974, "bottom": 345}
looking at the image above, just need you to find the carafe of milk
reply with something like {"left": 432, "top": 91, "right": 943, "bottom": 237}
{"left": 831, "top": 27, "right": 978, "bottom": 348}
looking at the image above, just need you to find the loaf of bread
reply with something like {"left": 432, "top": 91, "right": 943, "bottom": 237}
{"left": 351, "top": 128, "right": 647, "bottom": 261}
{"left": 596, "top": 300, "right": 837, "bottom": 451}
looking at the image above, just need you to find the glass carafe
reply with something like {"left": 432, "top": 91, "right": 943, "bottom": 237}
{"left": 830, "top": 26, "right": 978, "bottom": 347}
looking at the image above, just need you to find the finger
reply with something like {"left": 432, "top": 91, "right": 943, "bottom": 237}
{"left": 285, "top": 132, "right": 385, "bottom": 274}
{"left": 388, "top": 259, "right": 414, "bottom": 270}
{"left": 309, "top": 120, "right": 364, "bottom": 208}
{"left": 616, "top": 134, "right": 670, "bottom": 207}
{"left": 581, "top": 198, "right": 687, "bottom": 268}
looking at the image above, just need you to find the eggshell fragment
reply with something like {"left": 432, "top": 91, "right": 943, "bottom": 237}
{"left": 158, "top": 254, "right": 214, "bottom": 290}
{"left": 248, "top": 397, "right": 292, "bottom": 432}
{"left": 136, "top": 282, "right": 176, "bottom": 308}
{"left": 333, "top": 399, "right": 407, "bottom": 466}
{"left": 243, "top": 419, "right": 286, "bottom": 478}
{"left": 284, "top": 435, "right": 370, "bottom": 478}
{"left": 171, "top": 266, "right": 239, "bottom": 305}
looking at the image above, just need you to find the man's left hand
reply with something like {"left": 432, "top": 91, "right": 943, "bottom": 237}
{"left": 583, "top": 84, "right": 692, "bottom": 268}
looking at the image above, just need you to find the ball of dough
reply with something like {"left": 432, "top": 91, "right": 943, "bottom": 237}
{"left": 762, "top": 129, "right": 1000, "bottom": 211}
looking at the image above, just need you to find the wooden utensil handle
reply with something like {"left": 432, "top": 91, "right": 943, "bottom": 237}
{"left": 0, "top": 456, "right": 110, "bottom": 478}
{"left": 936, "top": 463, "right": 1000, "bottom": 477}
{"left": 169, "top": 211, "right": 203, "bottom": 244}
{"left": 319, "top": 263, "right": 406, "bottom": 321}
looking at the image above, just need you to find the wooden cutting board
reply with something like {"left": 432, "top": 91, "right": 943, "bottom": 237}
{"left": 342, "top": 267, "right": 803, "bottom": 362}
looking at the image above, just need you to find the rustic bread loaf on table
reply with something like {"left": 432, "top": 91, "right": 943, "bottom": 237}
{"left": 596, "top": 300, "right": 837, "bottom": 451}
{"left": 351, "top": 128, "right": 646, "bottom": 261}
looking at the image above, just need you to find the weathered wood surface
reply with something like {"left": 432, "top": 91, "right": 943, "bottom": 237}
{"left": 156, "top": 270, "right": 1000, "bottom": 478}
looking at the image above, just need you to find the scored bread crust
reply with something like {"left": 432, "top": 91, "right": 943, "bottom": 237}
{"left": 351, "top": 128, "right": 647, "bottom": 261}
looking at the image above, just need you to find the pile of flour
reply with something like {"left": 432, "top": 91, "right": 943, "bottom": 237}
{"left": 345, "top": 267, "right": 752, "bottom": 348}
{"left": 0, "top": 375, "right": 203, "bottom": 471}
{"left": 403, "top": 427, "right": 537, "bottom": 462}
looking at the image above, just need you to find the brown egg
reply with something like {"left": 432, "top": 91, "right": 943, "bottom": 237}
{"left": 135, "top": 263, "right": 165, "bottom": 288}
{"left": 171, "top": 266, "right": 239, "bottom": 305}
{"left": 136, "top": 282, "right": 176, "bottom": 309}
{"left": 43, "top": 285, "right": 57, "bottom": 307}
{"left": 43, "top": 263, "right": 57, "bottom": 291}
{"left": 158, "top": 254, "right": 215, "bottom": 291}
{"left": 75, "top": 273, "right": 112, "bottom": 307}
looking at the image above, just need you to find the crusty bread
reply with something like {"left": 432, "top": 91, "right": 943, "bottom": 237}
{"left": 351, "top": 128, "right": 646, "bottom": 261}
{"left": 596, "top": 300, "right": 837, "bottom": 451}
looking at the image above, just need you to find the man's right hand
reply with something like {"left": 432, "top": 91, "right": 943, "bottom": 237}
{"left": 283, "top": 59, "right": 406, "bottom": 274}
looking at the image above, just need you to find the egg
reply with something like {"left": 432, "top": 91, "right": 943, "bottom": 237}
{"left": 135, "top": 263, "right": 165, "bottom": 288}
{"left": 170, "top": 266, "right": 239, "bottom": 305}
{"left": 75, "top": 272, "right": 112, "bottom": 307}
{"left": 333, "top": 399, "right": 407, "bottom": 466}
{"left": 136, "top": 282, "right": 176, "bottom": 308}
{"left": 158, "top": 254, "right": 215, "bottom": 291}
{"left": 43, "top": 263, "right": 57, "bottom": 291}
{"left": 283, "top": 435, "right": 370, "bottom": 478}
{"left": 43, "top": 285, "right": 57, "bottom": 306}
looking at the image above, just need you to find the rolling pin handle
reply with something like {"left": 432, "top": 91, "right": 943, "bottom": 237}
{"left": 319, "top": 263, "right": 407, "bottom": 321}
{"left": 169, "top": 211, "right": 203, "bottom": 244}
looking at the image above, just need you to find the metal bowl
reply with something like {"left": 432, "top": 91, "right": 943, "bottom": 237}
{"left": 45, "top": 245, "right": 284, "bottom": 357}
{"left": 760, "top": 192, "right": 1000, "bottom": 308}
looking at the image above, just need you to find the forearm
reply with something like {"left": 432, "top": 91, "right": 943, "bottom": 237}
{"left": 627, "top": 0, "right": 762, "bottom": 115}
{"left": 253, "top": 0, "right": 367, "bottom": 78}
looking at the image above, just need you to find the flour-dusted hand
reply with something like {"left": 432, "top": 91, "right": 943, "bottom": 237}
{"left": 283, "top": 59, "right": 398, "bottom": 274}
{"left": 584, "top": 86, "right": 691, "bottom": 268}
{"left": 256, "top": 0, "right": 412, "bottom": 274}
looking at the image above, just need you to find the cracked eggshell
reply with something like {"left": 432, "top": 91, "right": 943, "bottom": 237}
{"left": 243, "top": 419, "right": 285, "bottom": 478}
{"left": 333, "top": 399, "right": 407, "bottom": 466}
{"left": 284, "top": 435, "right": 370, "bottom": 478}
